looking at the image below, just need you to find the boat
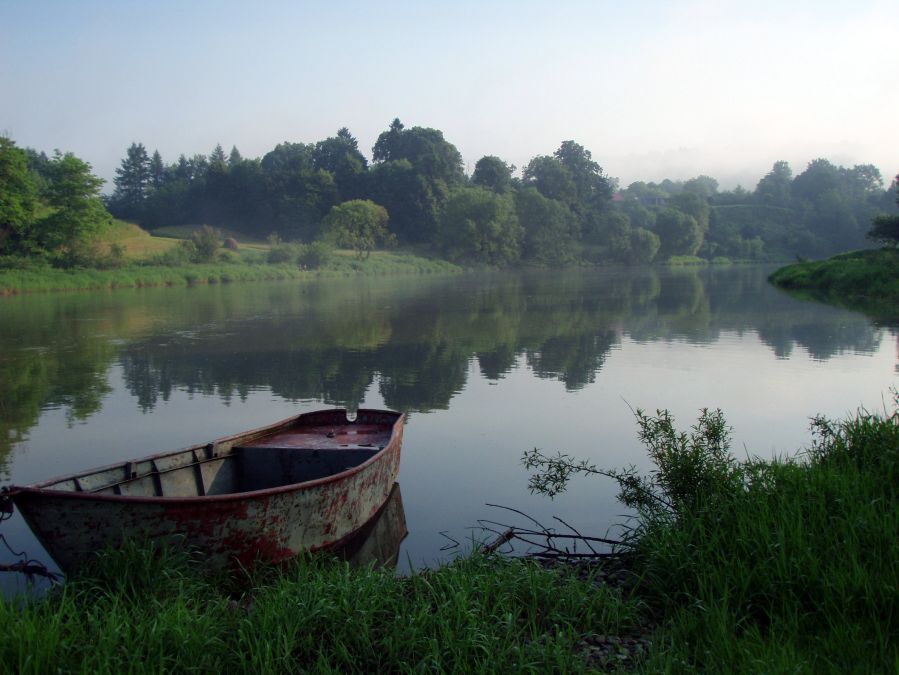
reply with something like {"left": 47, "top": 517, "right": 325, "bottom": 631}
{"left": 2, "top": 408, "right": 404, "bottom": 573}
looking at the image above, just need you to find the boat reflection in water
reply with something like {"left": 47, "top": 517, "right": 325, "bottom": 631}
{"left": 331, "top": 482, "right": 407, "bottom": 569}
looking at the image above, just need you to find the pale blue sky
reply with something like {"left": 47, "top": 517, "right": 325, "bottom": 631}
{"left": 2, "top": 0, "right": 896, "bottom": 191}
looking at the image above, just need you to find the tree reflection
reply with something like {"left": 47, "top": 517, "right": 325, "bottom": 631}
{"left": 0, "top": 267, "right": 890, "bottom": 474}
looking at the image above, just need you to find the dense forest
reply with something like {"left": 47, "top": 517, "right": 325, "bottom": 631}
{"left": 2, "top": 120, "right": 896, "bottom": 267}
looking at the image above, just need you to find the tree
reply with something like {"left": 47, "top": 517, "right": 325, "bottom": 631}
{"left": 792, "top": 158, "right": 841, "bottom": 204}
{"left": 587, "top": 210, "right": 632, "bottom": 261}
{"left": 628, "top": 227, "right": 660, "bottom": 264}
{"left": 841, "top": 164, "right": 883, "bottom": 201}
{"left": 868, "top": 214, "right": 899, "bottom": 247}
{"left": 682, "top": 175, "right": 719, "bottom": 198}
{"left": 39, "top": 150, "right": 111, "bottom": 263}
{"left": 261, "top": 142, "right": 338, "bottom": 239}
{"left": 149, "top": 150, "right": 165, "bottom": 189}
{"left": 366, "top": 159, "right": 445, "bottom": 245}
{"left": 669, "top": 191, "right": 710, "bottom": 239}
{"left": 323, "top": 199, "right": 392, "bottom": 259}
{"left": 515, "top": 187, "right": 579, "bottom": 265}
{"left": 522, "top": 155, "right": 577, "bottom": 205}
{"left": 471, "top": 156, "right": 514, "bottom": 193}
{"left": 653, "top": 207, "right": 702, "bottom": 259}
{"left": 439, "top": 187, "right": 521, "bottom": 265}
{"left": 372, "top": 118, "right": 405, "bottom": 162}
{"left": 754, "top": 161, "right": 793, "bottom": 207}
{"left": 313, "top": 127, "right": 368, "bottom": 200}
{"left": 228, "top": 146, "right": 243, "bottom": 168}
{"left": 208, "top": 144, "right": 227, "bottom": 172}
{"left": 111, "top": 142, "right": 151, "bottom": 219}
{"left": 868, "top": 174, "right": 899, "bottom": 247}
{"left": 552, "top": 140, "right": 613, "bottom": 208}
{"left": 0, "top": 136, "right": 39, "bottom": 254}
{"left": 372, "top": 119, "right": 464, "bottom": 187}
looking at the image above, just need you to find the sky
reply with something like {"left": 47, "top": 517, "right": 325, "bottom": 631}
{"left": 1, "top": 0, "right": 897, "bottom": 192}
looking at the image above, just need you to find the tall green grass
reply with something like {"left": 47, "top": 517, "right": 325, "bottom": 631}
{"left": 526, "top": 398, "right": 899, "bottom": 672}
{"left": 0, "top": 544, "right": 639, "bottom": 673}
{"left": 639, "top": 406, "right": 899, "bottom": 671}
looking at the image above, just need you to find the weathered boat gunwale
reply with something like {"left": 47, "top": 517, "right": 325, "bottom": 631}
{"left": 10, "top": 409, "right": 402, "bottom": 505}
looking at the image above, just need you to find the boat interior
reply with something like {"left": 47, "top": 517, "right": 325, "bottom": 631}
{"left": 41, "top": 422, "right": 394, "bottom": 498}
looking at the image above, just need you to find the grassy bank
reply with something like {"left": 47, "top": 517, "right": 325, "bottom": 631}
{"left": 3, "top": 402, "right": 896, "bottom": 671}
{"left": 0, "top": 252, "right": 461, "bottom": 295}
{"left": 769, "top": 247, "right": 899, "bottom": 321}
{"left": 631, "top": 402, "right": 899, "bottom": 672}
{"left": 525, "top": 399, "right": 899, "bottom": 671}
{"left": 0, "top": 546, "right": 641, "bottom": 673}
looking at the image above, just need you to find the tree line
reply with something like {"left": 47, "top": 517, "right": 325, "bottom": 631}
{"left": 103, "top": 119, "right": 899, "bottom": 263}
{"left": 2, "top": 120, "right": 897, "bottom": 267}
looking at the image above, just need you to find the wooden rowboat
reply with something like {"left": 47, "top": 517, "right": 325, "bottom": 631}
{"left": 2, "top": 408, "right": 403, "bottom": 573}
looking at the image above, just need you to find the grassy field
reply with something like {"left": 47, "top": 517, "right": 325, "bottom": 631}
{"left": 98, "top": 220, "right": 181, "bottom": 258}
{"left": 148, "top": 224, "right": 269, "bottom": 246}
{"left": 0, "top": 220, "right": 462, "bottom": 295}
{"left": 3, "top": 401, "right": 896, "bottom": 672}
{"left": 769, "top": 247, "right": 899, "bottom": 322}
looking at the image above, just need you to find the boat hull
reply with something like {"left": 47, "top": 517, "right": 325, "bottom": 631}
{"left": 8, "top": 409, "right": 403, "bottom": 572}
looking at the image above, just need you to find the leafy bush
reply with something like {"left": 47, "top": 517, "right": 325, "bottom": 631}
{"left": 296, "top": 241, "right": 332, "bottom": 269}
{"left": 524, "top": 407, "right": 742, "bottom": 528}
{"left": 189, "top": 225, "right": 222, "bottom": 262}
{"left": 266, "top": 244, "right": 296, "bottom": 264}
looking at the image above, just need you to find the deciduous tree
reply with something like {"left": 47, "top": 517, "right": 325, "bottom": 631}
{"left": 439, "top": 187, "right": 521, "bottom": 265}
{"left": 868, "top": 174, "right": 899, "bottom": 247}
{"left": 0, "top": 136, "right": 39, "bottom": 254}
{"left": 323, "top": 199, "right": 392, "bottom": 259}
{"left": 653, "top": 207, "right": 702, "bottom": 259}
{"left": 39, "top": 151, "right": 111, "bottom": 263}
{"left": 471, "top": 156, "right": 515, "bottom": 193}
{"left": 516, "top": 187, "right": 579, "bottom": 265}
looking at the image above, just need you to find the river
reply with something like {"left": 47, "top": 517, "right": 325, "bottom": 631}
{"left": 1, "top": 265, "right": 895, "bottom": 594}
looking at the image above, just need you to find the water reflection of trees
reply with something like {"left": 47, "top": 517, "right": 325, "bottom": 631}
{"left": 0, "top": 267, "right": 888, "bottom": 472}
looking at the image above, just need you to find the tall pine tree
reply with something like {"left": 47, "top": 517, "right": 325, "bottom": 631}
{"left": 111, "top": 142, "right": 151, "bottom": 219}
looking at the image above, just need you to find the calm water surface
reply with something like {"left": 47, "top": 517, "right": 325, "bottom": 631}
{"left": 1, "top": 266, "right": 896, "bottom": 593}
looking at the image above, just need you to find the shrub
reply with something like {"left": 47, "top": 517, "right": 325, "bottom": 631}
{"left": 267, "top": 244, "right": 296, "bottom": 264}
{"left": 189, "top": 225, "right": 222, "bottom": 262}
{"left": 296, "top": 241, "right": 332, "bottom": 269}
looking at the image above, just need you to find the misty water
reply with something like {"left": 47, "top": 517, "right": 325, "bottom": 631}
{"left": 1, "top": 266, "right": 896, "bottom": 594}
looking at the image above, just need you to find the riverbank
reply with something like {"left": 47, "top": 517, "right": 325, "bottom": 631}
{"left": 2, "top": 401, "right": 896, "bottom": 672}
{"left": 769, "top": 248, "right": 899, "bottom": 322}
{"left": 0, "top": 252, "right": 462, "bottom": 295}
